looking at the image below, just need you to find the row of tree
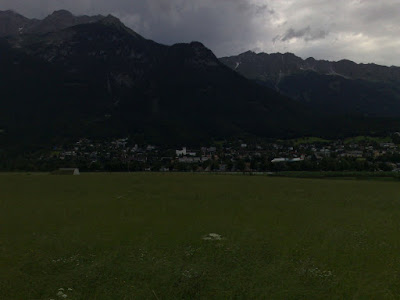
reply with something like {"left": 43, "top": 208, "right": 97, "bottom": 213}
{"left": 0, "top": 153, "right": 396, "bottom": 172}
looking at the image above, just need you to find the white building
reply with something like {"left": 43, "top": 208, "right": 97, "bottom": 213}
{"left": 176, "top": 147, "right": 187, "bottom": 156}
{"left": 55, "top": 168, "right": 80, "bottom": 175}
{"left": 271, "top": 158, "right": 288, "bottom": 163}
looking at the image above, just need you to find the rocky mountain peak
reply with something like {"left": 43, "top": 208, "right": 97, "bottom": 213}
{"left": 189, "top": 41, "right": 206, "bottom": 48}
{"left": 98, "top": 14, "right": 143, "bottom": 39}
{"left": 49, "top": 10, "right": 74, "bottom": 18}
{"left": 221, "top": 50, "right": 400, "bottom": 84}
{"left": 100, "top": 14, "right": 123, "bottom": 26}
{"left": 239, "top": 50, "right": 256, "bottom": 57}
{"left": 0, "top": 9, "right": 106, "bottom": 36}
{"left": 1, "top": 10, "right": 21, "bottom": 16}
{"left": 0, "top": 10, "right": 36, "bottom": 36}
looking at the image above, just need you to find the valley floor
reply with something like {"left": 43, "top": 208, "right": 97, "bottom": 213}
{"left": 1, "top": 173, "right": 400, "bottom": 299}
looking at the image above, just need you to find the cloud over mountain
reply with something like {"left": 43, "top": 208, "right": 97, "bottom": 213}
{"left": 1, "top": 0, "right": 400, "bottom": 66}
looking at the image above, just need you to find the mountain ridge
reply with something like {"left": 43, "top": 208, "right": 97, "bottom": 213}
{"left": 220, "top": 51, "right": 400, "bottom": 84}
{"left": 0, "top": 11, "right": 317, "bottom": 149}
{"left": 1, "top": 10, "right": 400, "bottom": 152}
{"left": 220, "top": 51, "right": 400, "bottom": 117}
{"left": 0, "top": 9, "right": 104, "bottom": 37}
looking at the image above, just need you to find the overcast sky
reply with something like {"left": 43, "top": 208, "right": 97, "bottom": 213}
{"left": 1, "top": 0, "right": 400, "bottom": 66}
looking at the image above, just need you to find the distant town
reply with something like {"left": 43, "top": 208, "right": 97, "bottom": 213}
{"left": 5, "top": 133, "right": 400, "bottom": 173}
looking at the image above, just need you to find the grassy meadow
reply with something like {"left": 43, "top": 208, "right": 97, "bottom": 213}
{"left": 1, "top": 173, "right": 400, "bottom": 299}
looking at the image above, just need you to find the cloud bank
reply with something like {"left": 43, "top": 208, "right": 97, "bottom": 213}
{"left": 1, "top": 0, "right": 400, "bottom": 66}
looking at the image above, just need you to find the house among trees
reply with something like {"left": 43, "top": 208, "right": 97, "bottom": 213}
{"left": 52, "top": 168, "right": 80, "bottom": 175}
{"left": 176, "top": 147, "right": 187, "bottom": 156}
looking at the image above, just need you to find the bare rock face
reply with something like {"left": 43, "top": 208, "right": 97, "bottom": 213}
{"left": 0, "top": 10, "right": 38, "bottom": 36}
{"left": 220, "top": 51, "right": 400, "bottom": 84}
{"left": 0, "top": 9, "right": 104, "bottom": 37}
{"left": 220, "top": 51, "right": 400, "bottom": 117}
{"left": 26, "top": 10, "right": 104, "bottom": 35}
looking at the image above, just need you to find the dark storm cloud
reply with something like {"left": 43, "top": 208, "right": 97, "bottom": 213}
{"left": 0, "top": 0, "right": 276, "bottom": 57}
{"left": 276, "top": 26, "right": 328, "bottom": 42}
{"left": 281, "top": 27, "right": 312, "bottom": 41}
{"left": 1, "top": 0, "right": 400, "bottom": 66}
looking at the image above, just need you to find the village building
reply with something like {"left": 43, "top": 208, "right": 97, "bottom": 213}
{"left": 53, "top": 168, "right": 80, "bottom": 175}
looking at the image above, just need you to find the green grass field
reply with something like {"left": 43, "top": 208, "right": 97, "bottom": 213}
{"left": 344, "top": 135, "right": 392, "bottom": 144}
{"left": 272, "top": 171, "right": 400, "bottom": 180}
{"left": 2, "top": 173, "right": 400, "bottom": 299}
{"left": 287, "top": 137, "right": 331, "bottom": 145}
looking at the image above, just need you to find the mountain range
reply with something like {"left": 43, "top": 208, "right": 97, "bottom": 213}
{"left": 0, "top": 9, "right": 103, "bottom": 36}
{"left": 1, "top": 10, "right": 400, "bottom": 151}
{"left": 0, "top": 10, "right": 317, "bottom": 150}
{"left": 220, "top": 51, "right": 400, "bottom": 117}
